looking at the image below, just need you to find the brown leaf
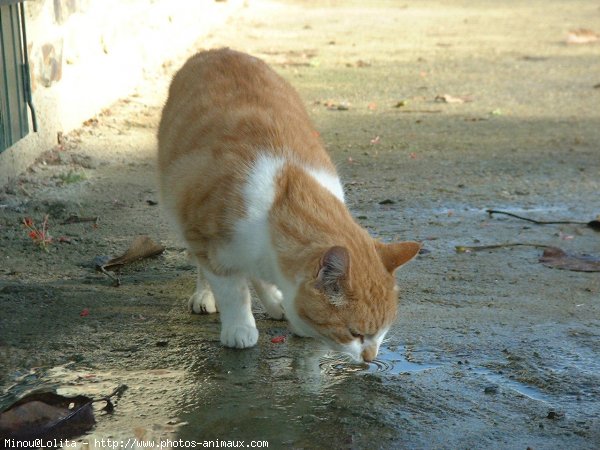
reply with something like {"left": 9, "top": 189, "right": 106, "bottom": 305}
{"left": 539, "top": 247, "right": 600, "bottom": 272}
{"left": 102, "top": 236, "right": 165, "bottom": 271}
{"left": 0, "top": 391, "right": 95, "bottom": 440}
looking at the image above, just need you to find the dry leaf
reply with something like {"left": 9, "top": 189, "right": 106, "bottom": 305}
{"left": 539, "top": 247, "right": 600, "bottom": 272}
{"left": 0, "top": 391, "right": 95, "bottom": 440}
{"left": 566, "top": 29, "right": 599, "bottom": 44}
{"left": 102, "top": 236, "right": 165, "bottom": 271}
{"left": 0, "top": 386, "right": 126, "bottom": 441}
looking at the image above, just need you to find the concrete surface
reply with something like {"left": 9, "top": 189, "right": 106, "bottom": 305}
{"left": 1, "top": 1, "right": 599, "bottom": 448}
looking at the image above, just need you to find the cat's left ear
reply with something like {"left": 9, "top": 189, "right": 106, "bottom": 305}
{"left": 315, "top": 246, "right": 349, "bottom": 302}
{"left": 375, "top": 241, "right": 422, "bottom": 274}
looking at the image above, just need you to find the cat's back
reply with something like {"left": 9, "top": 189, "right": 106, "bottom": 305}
{"left": 157, "top": 49, "right": 339, "bottom": 253}
{"left": 158, "top": 48, "right": 331, "bottom": 171}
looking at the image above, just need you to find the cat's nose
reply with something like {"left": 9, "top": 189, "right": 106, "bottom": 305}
{"left": 361, "top": 347, "right": 376, "bottom": 363}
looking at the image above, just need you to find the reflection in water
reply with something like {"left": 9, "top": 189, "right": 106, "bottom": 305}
{"left": 176, "top": 342, "right": 440, "bottom": 445}
{"left": 319, "top": 345, "right": 440, "bottom": 376}
{"left": 1, "top": 342, "right": 441, "bottom": 447}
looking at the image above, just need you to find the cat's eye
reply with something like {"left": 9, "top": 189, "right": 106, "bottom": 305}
{"left": 350, "top": 330, "right": 364, "bottom": 343}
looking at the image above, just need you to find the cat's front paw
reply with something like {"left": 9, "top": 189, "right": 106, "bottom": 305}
{"left": 188, "top": 290, "right": 217, "bottom": 314}
{"left": 221, "top": 325, "right": 259, "bottom": 348}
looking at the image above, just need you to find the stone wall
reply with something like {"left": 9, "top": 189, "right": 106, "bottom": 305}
{"left": 0, "top": 0, "right": 242, "bottom": 187}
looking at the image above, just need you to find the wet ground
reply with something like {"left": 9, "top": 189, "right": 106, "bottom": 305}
{"left": 1, "top": 1, "right": 600, "bottom": 448}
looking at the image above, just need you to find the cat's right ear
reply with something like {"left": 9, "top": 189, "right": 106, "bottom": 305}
{"left": 375, "top": 241, "right": 422, "bottom": 274}
{"left": 315, "top": 246, "right": 349, "bottom": 304}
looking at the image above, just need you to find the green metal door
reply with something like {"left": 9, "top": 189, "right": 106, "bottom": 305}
{"left": 0, "top": 1, "right": 29, "bottom": 153}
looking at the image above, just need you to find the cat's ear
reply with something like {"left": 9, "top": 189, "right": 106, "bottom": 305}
{"left": 315, "top": 246, "right": 349, "bottom": 304}
{"left": 376, "top": 241, "right": 421, "bottom": 274}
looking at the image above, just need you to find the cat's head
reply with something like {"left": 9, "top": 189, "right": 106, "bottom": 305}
{"left": 288, "top": 241, "right": 421, "bottom": 363}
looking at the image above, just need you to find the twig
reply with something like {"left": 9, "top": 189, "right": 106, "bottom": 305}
{"left": 94, "top": 384, "right": 128, "bottom": 414}
{"left": 99, "top": 384, "right": 128, "bottom": 402}
{"left": 98, "top": 265, "right": 121, "bottom": 286}
{"left": 455, "top": 243, "right": 552, "bottom": 253}
{"left": 486, "top": 209, "right": 587, "bottom": 225}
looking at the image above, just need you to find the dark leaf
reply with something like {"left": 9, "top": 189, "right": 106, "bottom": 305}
{"left": 539, "top": 247, "right": 600, "bottom": 272}
{"left": 587, "top": 220, "right": 600, "bottom": 231}
{"left": 0, "top": 385, "right": 127, "bottom": 441}
{"left": 0, "top": 391, "right": 95, "bottom": 441}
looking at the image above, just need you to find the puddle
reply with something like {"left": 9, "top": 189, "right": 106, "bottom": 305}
{"left": 319, "top": 346, "right": 440, "bottom": 376}
{"left": 1, "top": 364, "right": 187, "bottom": 445}
{"left": 474, "top": 368, "right": 554, "bottom": 403}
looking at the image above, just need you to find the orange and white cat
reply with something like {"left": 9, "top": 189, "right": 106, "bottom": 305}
{"left": 157, "top": 48, "right": 420, "bottom": 363}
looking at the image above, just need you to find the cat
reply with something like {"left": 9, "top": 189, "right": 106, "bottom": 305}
{"left": 157, "top": 48, "right": 421, "bottom": 363}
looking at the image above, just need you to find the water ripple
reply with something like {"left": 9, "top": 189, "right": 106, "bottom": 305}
{"left": 319, "top": 346, "right": 439, "bottom": 376}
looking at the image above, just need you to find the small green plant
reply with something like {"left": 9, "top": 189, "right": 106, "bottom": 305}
{"left": 22, "top": 215, "right": 53, "bottom": 252}
{"left": 58, "top": 170, "right": 87, "bottom": 184}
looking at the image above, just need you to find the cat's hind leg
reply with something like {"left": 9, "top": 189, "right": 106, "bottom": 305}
{"left": 205, "top": 271, "right": 258, "bottom": 348}
{"left": 251, "top": 279, "right": 285, "bottom": 320}
{"left": 188, "top": 263, "right": 218, "bottom": 314}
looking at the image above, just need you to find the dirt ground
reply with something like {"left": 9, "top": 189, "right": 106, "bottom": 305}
{"left": 1, "top": 1, "right": 599, "bottom": 448}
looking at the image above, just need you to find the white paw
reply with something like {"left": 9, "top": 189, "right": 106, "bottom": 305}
{"left": 260, "top": 286, "right": 285, "bottom": 320}
{"left": 188, "top": 290, "right": 217, "bottom": 314}
{"left": 221, "top": 325, "right": 259, "bottom": 348}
